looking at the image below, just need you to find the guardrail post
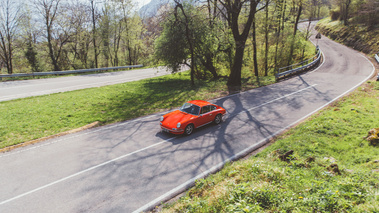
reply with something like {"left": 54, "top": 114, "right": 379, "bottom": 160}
{"left": 276, "top": 47, "right": 322, "bottom": 81}
{"left": 0, "top": 64, "right": 144, "bottom": 79}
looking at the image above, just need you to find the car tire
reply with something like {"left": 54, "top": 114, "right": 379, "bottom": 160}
{"left": 214, "top": 114, "right": 222, "bottom": 125}
{"left": 184, "top": 124, "right": 194, "bottom": 136}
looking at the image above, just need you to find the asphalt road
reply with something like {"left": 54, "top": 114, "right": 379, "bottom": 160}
{"left": 0, "top": 66, "right": 175, "bottom": 102}
{"left": 0, "top": 24, "right": 375, "bottom": 212}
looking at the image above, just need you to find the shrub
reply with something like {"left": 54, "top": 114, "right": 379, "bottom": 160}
{"left": 330, "top": 9, "right": 340, "bottom": 21}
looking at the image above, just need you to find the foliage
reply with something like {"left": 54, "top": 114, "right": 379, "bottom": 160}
{"left": 160, "top": 81, "right": 379, "bottom": 212}
{"left": 154, "top": 12, "right": 190, "bottom": 73}
{"left": 154, "top": 0, "right": 321, "bottom": 87}
{"left": 154, "top": 1, "right": 232, "bottom": 80}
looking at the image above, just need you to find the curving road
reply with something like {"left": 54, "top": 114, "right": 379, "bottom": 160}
{"left": 0, "top": 23, "right": 375, "bottom": 212}
{"left": 0, "top": 66, "right": 176, "bottom": 102}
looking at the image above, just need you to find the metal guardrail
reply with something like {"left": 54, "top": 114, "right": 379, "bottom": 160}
{"left": 275, "top": 49, "right": 322, "bottom": 80}
{"left": 375, "top": 53, "right": 379, "bottom": 64}
{"left": 0, "top": 64, "right": 143, "bottom": 79}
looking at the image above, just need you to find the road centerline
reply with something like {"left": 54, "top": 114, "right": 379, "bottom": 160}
{"left": 230, "top": 84, "right": 318, "bottom": 117}
{"left": 0, "top": 136, "right": 176, "bottom": 206}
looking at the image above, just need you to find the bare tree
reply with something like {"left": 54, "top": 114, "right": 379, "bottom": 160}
{"left": 65, "top": 1, "right": 92, "bottom": 69}
{"left": 0, "top": 0, "right": 22, "bottom": 74}
{"left": 34, "top": 0, "right": 62, "bottom": 71}
{"left": 22, "top": 6, "right": 42, "bottom": 72}
{"left": 90, "top": 0, "right": 100, "bottom": 68}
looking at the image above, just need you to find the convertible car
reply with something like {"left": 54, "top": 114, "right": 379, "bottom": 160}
{"left": 160, "top": 100, "right": 226, "bottom": 135}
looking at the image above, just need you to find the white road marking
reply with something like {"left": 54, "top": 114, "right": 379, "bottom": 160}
{"left": 134, "top": 56, "right": 376, "bottom": 213}
{"left": 231, "top": 84, "right": 318, "bottom": 117}
{"left": 0, "top": 136, "right": 177, "bottom": 206}
{"left": 0, "top": 83, "right": 321, "bottom": 206}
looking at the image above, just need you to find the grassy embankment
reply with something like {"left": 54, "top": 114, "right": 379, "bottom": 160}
{"left": 157, "top": 81, "right": 379, "bottom": 212}
{"left": 0, "top": 71, "right": 276, "bottom": 149}
{"left": 316, "top": 18, "right": 379, "bottom": 56}
{"left": 152, "top": 19, "right": 379, "bottom": 212}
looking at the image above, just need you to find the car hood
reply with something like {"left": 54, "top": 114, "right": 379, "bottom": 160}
{"left": 162, "top": 110, "right": 196, "bottom": 128}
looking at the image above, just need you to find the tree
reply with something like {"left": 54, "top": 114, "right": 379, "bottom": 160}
{"left": 34, "top": 0, "right": 65, "bottom": 71}
{"left": 123, "top": 14, "right": 145, "bottom": 66}
{"left": 154, "top": 4, "right": 192, "bottom": 83}
{"left": 218, "top": 0, "right": 263, "bottom": 88}
{"left": 356, "top": 0, "right": 379, "bottom": 29}
{"left": 22, "top": 7, "right": 41, "bottom": 72}
{"left": 99, "top": 3, "right": 111, "bottom": 67}
{"left": 173, "top": 0, "right": 196, "bottom": 85}
{"left": 0, "top": 0, "right": 22, "bottom": 74}
{"left": 287, "top": 0, "right": 303, "bottom": 65}
{"left": 155, "top": 1, "right": 230, "bottom": 85}
{"left": 66, "top": 1, "right": 92, "bottom": 69}
{"left": 90, "top": 0, "right": 100, "bottom": 68}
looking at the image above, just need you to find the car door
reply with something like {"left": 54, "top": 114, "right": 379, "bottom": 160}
{"left": 198, "top": 105, "right": 214, "bottom": 126}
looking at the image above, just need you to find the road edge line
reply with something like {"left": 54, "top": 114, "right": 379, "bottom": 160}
{"left": 133, "top": 50, "right": 376, "bottom": 213}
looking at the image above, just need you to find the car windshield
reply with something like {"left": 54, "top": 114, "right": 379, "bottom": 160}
{"left": 180, "top": 102, "right": 200, "bottom": 115}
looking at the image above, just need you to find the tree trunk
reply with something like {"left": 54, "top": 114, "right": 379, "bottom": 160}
{"left": 175, "top": 2, "right": 195, "bottom": 86}
{"left": 201, "top": 54, "right": 218, "bottom": 79}
{"left": 288, "top": 1, "right": 302, "bottom": 65}
{"left": 274, "top": 0, "right": 284, "bottom": 70}
{"left": 47, "top": 28, "right": 60, "bottom": 71}
{"left": 264, "top": 2, "right": 269, "bottom": 76}
{"left": 91, "top": 0, "right": 98, "bottom": 68}
{"left": 252, "top": 17, "right": 259, "bottom": 78}
{"left": 293, "top": 2, "right": 302, "bottom": 37}
{"left": 8, "top": 34, "right": 12, "bottom": 73}
{"left": 227, "top": 42, "right": 244, "bottom": 88}
{"left": 224, "top": 0, "right": 260, "bottom": 88}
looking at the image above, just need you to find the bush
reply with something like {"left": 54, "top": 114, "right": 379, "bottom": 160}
{"left": 330, "top": 9, "right": 340, "bottom": 21}
{"left": 366, "top": 128, "right": 379, "bottom": 146}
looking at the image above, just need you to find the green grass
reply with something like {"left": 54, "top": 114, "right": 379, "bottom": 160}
{"left": 158, "top": 81, "right": 379, "bottom": 212}
{"left": 0, "top": 71, "right": 275, "bottom": 149}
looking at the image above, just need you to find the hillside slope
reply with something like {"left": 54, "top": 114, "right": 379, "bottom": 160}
{"left": 316, "top": 18, "right": 379, "bottom": 56}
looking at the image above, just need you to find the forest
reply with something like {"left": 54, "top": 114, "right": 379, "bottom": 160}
{"left": 0, "top": 0, "right": 377, "bottom": 87}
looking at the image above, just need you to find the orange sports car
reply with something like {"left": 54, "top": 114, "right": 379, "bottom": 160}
{"left": 160, "top": 100, "right": 226, "bottom": 135}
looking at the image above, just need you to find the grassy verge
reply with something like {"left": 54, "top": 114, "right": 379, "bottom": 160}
{"left": 0, "top": 71, "right": 275, "bottom": 149}
{"left": 157, "top": 81, "right": 379, "bottom": 212}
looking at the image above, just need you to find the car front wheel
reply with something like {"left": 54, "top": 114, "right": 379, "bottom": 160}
{"left": 214, "top": 114, "right": 222, "bottom": 125}
{"left": 184, "top": 124, "right": 194, "bottom": 135}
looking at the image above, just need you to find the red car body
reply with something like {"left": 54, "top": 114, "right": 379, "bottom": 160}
{"left": 160, "top": 100, "right": 226, "bottom": 135}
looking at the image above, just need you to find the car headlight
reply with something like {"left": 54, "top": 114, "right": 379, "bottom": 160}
{"left": 177, "top": 122, "right": 181, "bottom": 128}
{"left": 160, "top": 116, "right": 164, "bottom": 121}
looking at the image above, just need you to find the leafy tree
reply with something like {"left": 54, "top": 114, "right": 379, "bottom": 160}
{"left": 218, "top": 0, "right": 266, "bottom": 88}
{"left": 154, "top": 9, "right": 189, "bottom": 75}
{"left": 155, "top": 1, "right": 231, "bottom": 85}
